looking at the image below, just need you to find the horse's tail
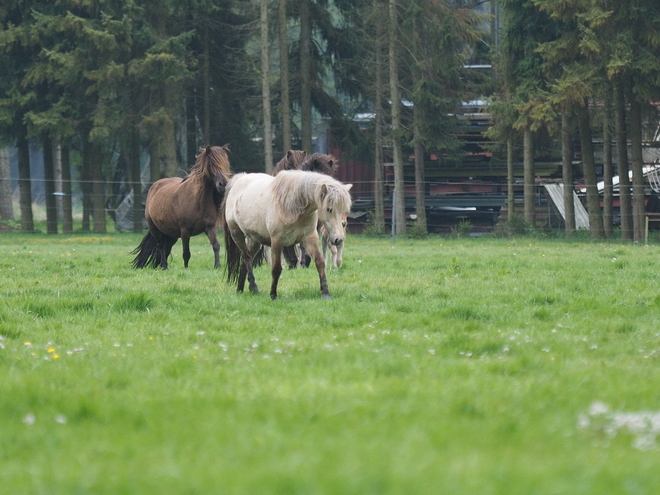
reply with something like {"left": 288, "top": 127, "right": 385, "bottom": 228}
{"left": 131, "top": 232, "right": 160, "bottom": 269}
{"left": 220, "top": 175, "right": 244, "bottom": 284}
{"left": 224, "top": 224, "right": 242, "bottom": 284}
{"left": 131, "top": 232, "right": 175, "bottom": 269}
{"left": 252, "top": 246, "right": 266, "bottom": 267}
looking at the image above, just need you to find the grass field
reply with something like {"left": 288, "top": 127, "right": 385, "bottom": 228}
{"left": 1, "top": 232, "right": 660, "bottom": 494}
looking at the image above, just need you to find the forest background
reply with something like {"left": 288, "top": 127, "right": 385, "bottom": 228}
{"left": 1, "top": 0, "right": 659, "bottom": 240}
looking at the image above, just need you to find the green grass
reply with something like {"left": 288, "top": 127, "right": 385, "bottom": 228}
{"left": 1, "top": 232, "right": 660, "bottom": 494}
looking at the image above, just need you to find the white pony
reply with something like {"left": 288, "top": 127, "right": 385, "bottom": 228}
{"left": 221, "top": 170, "right": 352, "bottom": 299}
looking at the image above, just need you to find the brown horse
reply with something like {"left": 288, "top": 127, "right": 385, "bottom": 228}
{"left": 132, "top": 145, "right": 232, "bottom": 269}
{"left": 272, "top": 150, "right": 307, "bottom": 175}
{"left": 272, "top": 150, "right": 338, "bottom": 176}
{"left": 300, "top": 152, "right": 338, "bottom": 175}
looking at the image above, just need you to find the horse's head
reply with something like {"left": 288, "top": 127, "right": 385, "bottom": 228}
{"left": 273, "top": 150, "right": 306, "bottom": 175}
{"left": 317, "top": 182, "right": 352, "bottom": 247}
{"left": 301, "top": 153, "right": 337, "bottom": 176}
{"left": 194, "top": 145, "right": 232, "bottom": 194}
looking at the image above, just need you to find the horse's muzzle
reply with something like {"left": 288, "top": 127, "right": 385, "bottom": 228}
{"left": 332, "top": 238, "right": 344, "bottom": 247}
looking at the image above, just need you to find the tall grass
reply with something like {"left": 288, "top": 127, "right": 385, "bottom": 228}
{"left": 1, "top": 233, "right": 660, "bottom": 494}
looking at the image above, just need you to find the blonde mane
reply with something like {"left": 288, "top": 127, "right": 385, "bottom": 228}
{"left": 272, "top": 170, "right": 352, "bottom": 224}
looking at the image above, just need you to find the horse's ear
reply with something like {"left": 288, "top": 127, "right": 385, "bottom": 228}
{"left": 286, "top": 150, "right": 293, "bottom": 159}
{"left": 345, "top": 183, "right": 353, "bottom": 191}
{"left": 320, "top": 184, "right": 328, "bottom": 199}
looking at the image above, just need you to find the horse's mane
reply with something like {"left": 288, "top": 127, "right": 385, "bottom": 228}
{"left": 272, "top": 150, "right": 307, "bottom": 175}
{"left": 188, "top": 145, "right": 232, "bottom": 185}
{"left": 272, "top": 170, "right": 352, "bottom": 224}
{"left": 300, "top": 153, "right": 338, "bottom": 176}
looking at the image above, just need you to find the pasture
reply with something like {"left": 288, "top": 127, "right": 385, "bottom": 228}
{"left": 1, "top": 232, "right": 660, "bottom": 494}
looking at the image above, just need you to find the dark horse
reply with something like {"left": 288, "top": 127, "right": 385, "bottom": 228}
{"left": 272, "top": 150, "right": 307, "bottom": 175}
{"left": 273, "top": 150, "right": 338, "bottom": 177}
{"left": 132, "top": 145, "right": 232, "bottom": 269}
{"left": 301, "top": 152, "right": 338, "bottom": 175}
{"left": 273, "top": 151, "right": 338, "bottom": 268}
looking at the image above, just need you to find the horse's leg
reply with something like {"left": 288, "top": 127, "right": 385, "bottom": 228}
{"left": 282, "top": 245, "right": 298, "bottom": 269}
{"left": 237, "top": 262, "right": 248, "bottom": 292}
{"left": 233, "top": 234, "right": 260, "bottom": 294}
{"left": 156, "top": 235, "right": 169, "bottom": 270}
{"left": 334, "top": 242, "right": 343, "bottom": 268}
{"left": 303, "top": 232, "right": 330, "bottom": 299}
{"left": 299, "top": 245, "right": 311, "bottom": 268}
{"left": 205, "top": 226, "right": 221, "bottom": 269}
{"left": 243, "top": 239, "right": 261, "bottom": 294}
{"left": 321, "top": 233, "right": 328, "bottom": 261}
{"left": 160, "top": 236, "right": 178, "bottom": 270}
{"left": 146, "top": 219, "right": 168, "bottom": 270}
{"left": 181, "top": 229, "right": 191, "bottom": 268}
{"left": 269, "top": 239, "right": 283, "bottom": 300}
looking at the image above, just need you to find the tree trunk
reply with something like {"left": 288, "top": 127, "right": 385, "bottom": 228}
{"left": 507, "top": 136, "right": 514, "bottom": 220}
{"left": 389, "top": 0, "right": 405, "bottom": 235}
{"left": 577, "top": 101, "right": 605, "bottom": 239}
{"left": 373, "top": 0, "right": 385, "bottom": 234}
{"left": 150, "top": 121, "right": 176, "bottom": 181}
{"left": 300, "top": 0, "right": 313, "bottom": 154}
{"left": 278, "top": 0, "right": 291, "bottom": 154}
{"left": 0, "top": 147, "right": 13, "bottom": 220}
{"left": 90, "top": 142, "right": 106, "bottom": 233}
{"left": 261, "top": 0, "right": 274, "bottom": 173}
{"left": 614, "top": 80, "right": 632, "bottom": 240}
{"left": 186, "top": 92, "right": 198, "bottom": 167}
{"left": 561, "top": 113, "right": 575, "bottom": 235}
{"left": 523, "top": 128, "right": 535, "bottom": 227}
{"left": 413, "top": 107, "right": 427, "bottom": 234}
{"left": 17, "top": 126, "right": 34, "bottom": 232}
{"left": 43, "top": 135, "right": 58, "bottom": 234}
{"left": 53, "top": 138, "right": 62, "bottom": 223}
{"left": 602, "top": 92, "right": 613, "bottom": 238}
{"left": 163, "top": 91, "right": 178, "bottom": 178}
{"left": 629, "top": 98, "right": 645, "bottom": 242}
{"left": 411, "top": 14, "right": 426, "bottom": 234}
{"left": 61, "top": 141, "right": 73, "bottom": 234}
{"left": 202, "top": 20, "right": 211, "bottom": 145}
{"left": 130, "top": 126, "right": 143, "bottom": 233}
{"left": 149, "top": 129, "right": 161, "bottom": 184}
{"left": 81, "top": 137, "right": 92, "bottom": 232}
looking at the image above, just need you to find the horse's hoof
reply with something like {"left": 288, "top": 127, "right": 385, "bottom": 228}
{"left": 321, "top": 294, "right": 332, "bottom": 300}
{"left": 250, "top": 288, "right": 260, "bottom": 294}
{"left": 270, "top": 293, "right": 278, "bottom": 300}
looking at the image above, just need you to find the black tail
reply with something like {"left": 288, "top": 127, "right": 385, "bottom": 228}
{"left": 220, "top": 176, "right": 242, "bottom": 283}
{"left": 131, "top": 232, "right": 175, "bottom": 269}
{"left": 224, "top": 224, "right": 242, "bottom": 284}
{"left": 131, "top": 232, "right": 160, "bottom": 268}
{"left": 252, "top": 246, "right": 266, "bottom": 267}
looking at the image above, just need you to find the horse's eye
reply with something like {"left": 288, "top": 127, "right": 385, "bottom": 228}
{"left": 342, "top": 221, "right": 347, "bottom": 228}
{"left": 327, "top": 208, "right": 333, "bottom": 213}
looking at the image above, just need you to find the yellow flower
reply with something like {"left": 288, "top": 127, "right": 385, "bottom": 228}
{"left": 47, "top": 347, "right": 55, "bottom": 353}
